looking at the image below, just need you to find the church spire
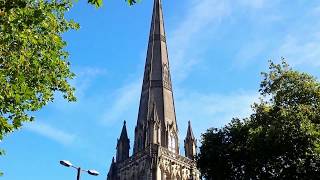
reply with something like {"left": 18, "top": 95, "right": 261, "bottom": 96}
{"left": 107, "top": 1, "right": 201, "bottom": 179}
{"left": 134, "top": 0, "right": 178, "bottom": 154}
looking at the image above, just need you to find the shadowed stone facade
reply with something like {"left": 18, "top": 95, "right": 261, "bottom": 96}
{"left": 107, "top": 0, "right": 200, "bottom": 179}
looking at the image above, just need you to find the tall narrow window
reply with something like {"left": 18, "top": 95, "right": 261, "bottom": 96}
{"left": 192, "top": 144, "right": 196, "bottom": 155}
{"left": 168, "top": 132, "right": 176, "bottom": 152}
{"left": 158, "top": 127, "right": 161, "bottom": 144}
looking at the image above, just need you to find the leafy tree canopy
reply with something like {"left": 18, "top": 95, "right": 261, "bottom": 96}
{"left": 198, "top": 60, "right": 320, "bottom": 180}
{"left": 0, "top": 0, "right": 137, "bottom": 164}
{"left": 0, "top": 0, "right": 79, "bottom": 145}
{"left": 0, "top": 0, "right": 137, "bottom": 175}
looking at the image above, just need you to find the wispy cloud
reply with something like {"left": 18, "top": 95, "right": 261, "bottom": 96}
{"left": 167, "top": 0, "right": 263, "bottom": 139}
{"left": 311, "top": 5, "right": 320, "bottom": 16}
{"left": 26, "top": 122, "right": 76, "bottom": 145}
{"left": 176, "top": 90, "right": 259, "bottom": 140}
{"left": 274, "top": 3, "right": 320, "bottom": 67}
{"left": 49, "top": 66, "right": 108, "bottom": 111}
{"left": 167, "top": 0, "right": 278, "bottom": 81}
{"left": 76, "top": 67, "right": 107, "bottom": 77}
{"left": 229, "top": 1, "right": 320, "bottom": 68}
{"left": 233, "top": 40, "right": 267, "bottom": 69}
{"left": 278, "top": 34, "right": 320, "bottom": 67}
{"left": 100, "top": 79, "right": 141, "bottom": 126}
{"left": 168, "top": 0, "right": 231, "bottom": 82}
{"left": 74, "top": 67, "right": 107, "bottom": 97}
{"left": 238, "top": 0, "right": 266, "bottom": 9}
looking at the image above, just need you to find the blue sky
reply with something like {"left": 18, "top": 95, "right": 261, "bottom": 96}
{"left": 2, "top": 0, "right": 320, "bottom": 179}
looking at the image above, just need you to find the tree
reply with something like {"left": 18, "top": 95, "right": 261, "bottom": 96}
{"left": 0, "top": 0, "right": 137, "bottom": 174}
{"left": 198, "top": 60, "right": 320, "bottom": 180}
{"left": 1, "top": 0, "right": 77, "bottom": 151}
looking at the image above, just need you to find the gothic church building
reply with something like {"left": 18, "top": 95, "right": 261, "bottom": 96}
{"left": 107, "top": 0, "right": 200, "bottom": 179}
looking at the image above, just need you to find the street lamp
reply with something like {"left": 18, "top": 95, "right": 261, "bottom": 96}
{"left": 60, "top": 160, "right": 99, "bottom": 180}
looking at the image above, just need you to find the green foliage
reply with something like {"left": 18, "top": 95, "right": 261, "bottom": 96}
{"left": 0, "top": 149, "right": 3, "bottom": 176}
{"left": 198, "top": 60, "right": 320, "bottom": 179}
{"left": 87, "top": 0, "right": 137, "bottom": 7}
{"left": 0, "top": 0, "right": 139, "bottom": 142}
{"left": 0, "top": 0, "right": 138, "bottom": 176}
{"left": 0, "top": 0, "right": 77, "bottom": 150}
{"left": 88, "top": 0, "right": 103, "bottom": 7}
{"left": 126, "top": 0, "right": 138, "bottom": 5}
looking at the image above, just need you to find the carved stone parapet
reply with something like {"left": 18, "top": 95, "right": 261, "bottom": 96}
{"left": 159, "top": 146, "right": 196, "bottom": 167}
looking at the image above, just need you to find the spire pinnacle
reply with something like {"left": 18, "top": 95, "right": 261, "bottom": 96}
{"left": 186, "top": 121, "right": 195, "bottom": 140}
{"left": 120, "top": 120, "right": 128, "bottom": 140}
{"left": 184, "top": 121, "right": 197, "bottom": 159}
{"left": 116, "top": 121, "right": 130, "bottom": 162}
{"left": 107, "top": 157, "right": 117, "bottom": 179}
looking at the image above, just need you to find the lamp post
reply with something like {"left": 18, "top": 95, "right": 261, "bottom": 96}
{"left": 60, "top": 160, "right": 99, "bottom": 180}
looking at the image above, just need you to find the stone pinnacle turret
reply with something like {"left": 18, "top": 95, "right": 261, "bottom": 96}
{"left": 116, "top": 121, "right": 130, "bottom": 162}
{"left": 184, "top": 121, "right": 197, "bottom": 159}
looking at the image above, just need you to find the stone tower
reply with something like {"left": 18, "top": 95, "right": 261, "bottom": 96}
{"left": 107, "top": 0, "right": 200, "bottom": 179}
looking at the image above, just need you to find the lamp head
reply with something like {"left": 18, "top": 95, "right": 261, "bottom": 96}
{"left": 60, "top": 160, "right": 72, "bottom": 167}
{"left": 88, "top": 169, "right": 99, "bottom": 176}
